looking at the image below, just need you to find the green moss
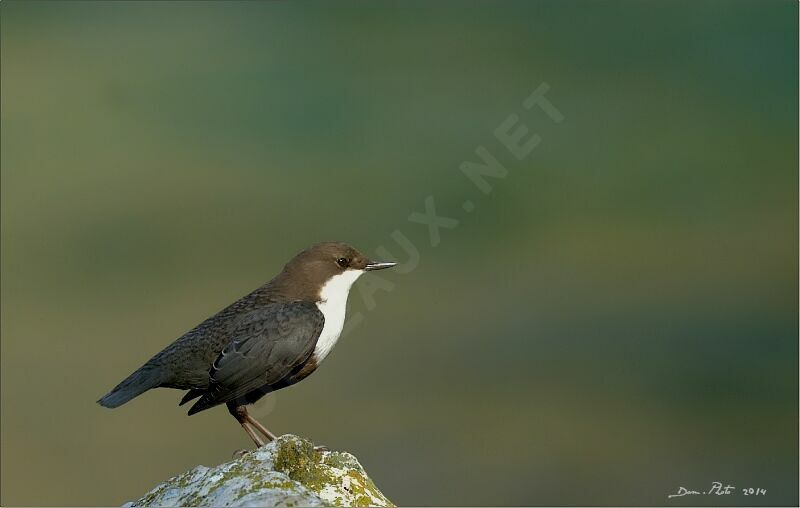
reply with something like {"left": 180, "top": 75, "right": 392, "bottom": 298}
{"left": 344, "top": 470, "right": 387, "bottom": 506}
{"left": 270, "top": 436, "right": 393, "bottom": 506}
{"left": 322, "top": 452, "right": 358, "bottom": 469}
{"left": 272, "top": 438, "right": 335, "bottom": 493}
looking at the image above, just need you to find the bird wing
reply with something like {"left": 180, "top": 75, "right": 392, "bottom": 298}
{"left": 187, "top": 301, "right": 324, "bottom": 414}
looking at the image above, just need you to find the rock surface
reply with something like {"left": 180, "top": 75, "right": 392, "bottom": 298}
{"left": 124, "top": 435, "right": 393, "bottom": 507}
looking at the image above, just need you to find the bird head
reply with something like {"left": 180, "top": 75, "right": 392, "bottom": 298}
{"left": 278, "top": 242, "right": 396, "bottom": 302}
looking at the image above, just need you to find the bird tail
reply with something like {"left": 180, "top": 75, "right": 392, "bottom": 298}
{"left": 186, "top": 393, "right": 216, "bottom": 415}
{"left": 97, "top": 365, "right": 164, "bottom": 408}
{"left": 179, "top": 388, "right": 204, "bottom": 406}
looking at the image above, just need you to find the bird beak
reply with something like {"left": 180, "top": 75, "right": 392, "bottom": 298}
{"left": 364, "top": 261, "right": 397, "bottom": 271}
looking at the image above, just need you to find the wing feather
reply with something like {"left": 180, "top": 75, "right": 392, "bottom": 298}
{"left": 187, "top": 301, "right": 324, "bottom": 414}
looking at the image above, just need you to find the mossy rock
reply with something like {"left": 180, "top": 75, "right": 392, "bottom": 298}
{"left": 125, "top": 435, "right": 393, "bottom": 507}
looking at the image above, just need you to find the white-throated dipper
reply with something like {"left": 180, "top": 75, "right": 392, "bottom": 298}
{"left": 98, "top": 242, "right": 396, "bottom": 447}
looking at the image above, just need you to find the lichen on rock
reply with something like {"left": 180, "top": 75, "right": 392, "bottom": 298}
{"left": 124, "top": 435, "right": 393, "bottom": 507}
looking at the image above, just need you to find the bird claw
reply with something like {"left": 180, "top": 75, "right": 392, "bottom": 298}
{"left": 313, "top": 445, "right": 329, "bottom": 452}
{"left": 232, "top": 448, "right": 250, "bottom": 459}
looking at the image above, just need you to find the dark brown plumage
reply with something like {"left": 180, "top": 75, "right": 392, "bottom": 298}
{"left": 98, "top": 241, "right": 396, "bottom": 446}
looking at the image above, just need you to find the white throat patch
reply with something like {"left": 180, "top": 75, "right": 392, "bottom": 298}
{"left": 314, "top": 269, "right": 364, "bottom": 362}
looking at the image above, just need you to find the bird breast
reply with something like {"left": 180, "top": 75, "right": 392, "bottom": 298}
{"left": 313, "top": 269, "right": 364, "bottom": 362}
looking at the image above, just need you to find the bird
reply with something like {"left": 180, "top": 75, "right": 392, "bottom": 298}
{"left": 98, "top": 241, "right": 396, "bottom": 447}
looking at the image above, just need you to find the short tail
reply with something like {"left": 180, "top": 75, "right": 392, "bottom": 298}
{"left": 97, "top": 365, "right": 164, "bottom": 408}
{"left": 186, "top": 393, "right": 216, "bottom": 415}
{"left": 179, "top": 388, "right": 204, "bottom": 406}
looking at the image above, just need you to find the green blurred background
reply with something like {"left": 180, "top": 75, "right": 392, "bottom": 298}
{"left": 1, "top": 1, "right": 797, "bottom": 506}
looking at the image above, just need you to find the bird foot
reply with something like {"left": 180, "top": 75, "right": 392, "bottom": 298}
{"left": 313, "top": 445, "right": 329, "bottom": 452}
{"left": 232, "top": 448, "right": 250, "bottom": 459}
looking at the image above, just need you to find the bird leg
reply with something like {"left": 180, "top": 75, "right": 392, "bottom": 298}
{"left": 228, "top": 403, "right": 327, "bottom": 452}
{"left": 227, "top": 403, "right": 267, "bottom": 447}
{"left": 244, "top": 413, "right": 278, "bottom": 442}
{"left": 241, "top": 422, "right": 265, "bottom": 447}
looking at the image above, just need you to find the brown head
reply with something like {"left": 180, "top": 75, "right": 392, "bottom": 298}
{"left": 270, "top": 242, "right": 396, "bottom": 302}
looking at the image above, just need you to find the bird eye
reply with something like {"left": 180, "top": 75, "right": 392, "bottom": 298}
{"left": 336, "top": 257, "right": 349, "bottom": 268}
